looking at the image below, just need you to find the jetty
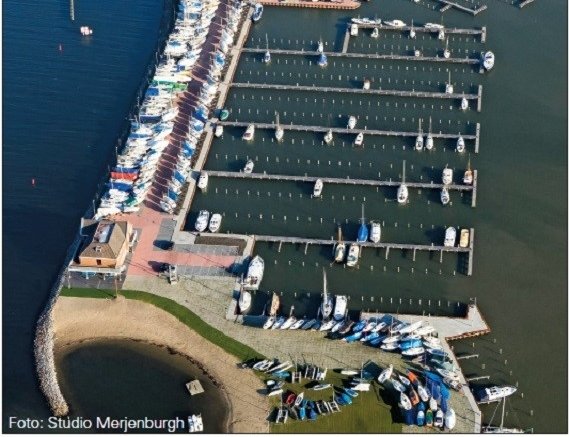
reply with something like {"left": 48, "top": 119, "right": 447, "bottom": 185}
{"left": 257, "top": 0, "right": 360, "bottom": 9}
{"left": 431, "top": 0, "right": 488, "bottom": 15}
{"left": 348, "top": 23, "right": 486, "bottom": 40}
{"left": 241, "top": 47, "right": 480, "bottom": 65}
{"left": 206, "top": 170, "right": 478, "bottom": 207}
{"left": 217, "top": 120, "right": 480, "bottom": 141}
{"left": 230, "top": 82, "right": 482, "bottom": 107}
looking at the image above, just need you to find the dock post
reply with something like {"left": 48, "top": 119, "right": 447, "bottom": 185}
{"left": 471, "top": 170, "right": 478, "bottom": 207}
{"left": 385, "top": 247, "right": 390, "bottom": 260}
{"left": 467, "top": 228, "right": 475, "bottom": 276}
{"left": 477, "top": 85, "right": 483, "bottom": 112}
{"left": 474, "top": 123, "right": 480, "bottom": 153}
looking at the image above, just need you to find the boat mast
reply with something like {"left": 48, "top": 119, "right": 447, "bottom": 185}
{"left": 275, "top": 111, "right": 280, "bottom": 128}
{"left": 265, "top": 33, "right": 269, "bottom": 51}
{"left": 429, "top": 116, "right": 432, "bottom": 135}
{"left": 402, "top": 160, "right": 406, "bottom": 184}
{"left": 361, "top": 203, "right": 365, "bottom": 224}
{"left": 418, "top": 117, "right": 422, "bottom": 135}
{"left": 499, "top": 397, "right": 506, "bottom": 430}
{"left": 322, "top": 268, "right": 328, "bottom": 308}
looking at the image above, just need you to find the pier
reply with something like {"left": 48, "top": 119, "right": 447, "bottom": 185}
{"left": 240, "top": 47, "right": 481, "bottom": 65}
{"left": 256, "top": 0, "right": 360, "bottom": 9}
{"left": 217, "top": 121, "right": 480, "bottom": 143}
{"left": 350, "top": 23, "right": 487, "bottom": 40}
{"left": 432, "top": 0, "right": 488, "bottom": 16}
{"left": 230, "top": 82, "right": 482, "bottom": 106}
{"left": 206, "top": 170, "right": 478, "bottom": 206}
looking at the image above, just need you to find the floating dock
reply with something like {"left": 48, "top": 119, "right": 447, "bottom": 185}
{"left": 257, "top": 0, "right": 360, "bottom": 9}
{"left": 217, "top": 121, "right": 480, "bottom": 143}
{"left": 349, "top": 23, "right": 486, "bottom": 40}
{"left": 230, "top": 82, "right": 482, "bottom": 106}
{"left": 241, "top": 47, "right": 480, "bottom": 65}
{"left": 432, "top": 0, "right": 488, "bottom": 16}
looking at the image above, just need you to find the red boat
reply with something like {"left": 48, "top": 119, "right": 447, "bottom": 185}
{"left": 285, "top": 392, "right": 296, "bottom": 406}
{"left": 110, "top": 171, "right": 137, "bottom": 181}
{"left": 408, "top": 387, "right": 420, "bottom": 406}
{"left": 407, "top": 370, "right": 419, "bottom": 385}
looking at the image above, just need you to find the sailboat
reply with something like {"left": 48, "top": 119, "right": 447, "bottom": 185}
{"left": 238, "top": 276, "right": 251, "bottom": 314}
{"left": 263, "top": 34, "right": 271, "bottom": 64}
{"left": 397, "top": 160, "right": 409, "bottom": 204}
{"left": 324, "top": 114, "right": 333, "bottom": 144}
{"left": 354, "top": 132, "right": 364, "bottom": 146}
{"left": 316, "top": 39, "right": 324, "bottom": 53}
{"left": 443, "top": 37, "right": 450, "bottom": 59}
{"left": 461, "top": 93, "right": 469, "bottom": 110}
{"left": 357, "top": 204, "right": 368, "bottom": 242}
{"left": 456, "top": 134, "right": 466, "bottom": 153}
{"left": 482, "top": 397, "right": 524, "bottom": 433}
{"left": 274, "top": 112, "right": 284, "bottom": 141}
{"left": 313, "top": 179, "right": 323, "bottom": 197}
{"left": 463, "top": 156, "right": 473, "bottom": 184}
{"left": 320, "top": 268, "right": 333, "bottom": 320}
{"left": 440, "top": 187, "right": 450, "bottom": 205}
{"left": 334, "top": 225, "right": 346, "bottom": 262}
{"left": 415, "top": 118, "right": 423, "bottom": 151}
{"left": 445, "top": 71, "right": 454, "bottom": 94}
{"left": 409, "top": 20, "right": 416, "bottom": 39}
{"left": 425, "top": 116, "right": 434, "bottom": 150}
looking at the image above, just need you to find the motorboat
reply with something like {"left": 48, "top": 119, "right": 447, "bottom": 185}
{"left": 263, "top": 50, "right": 271, "bottom": 64}
{"left": 398, "top": 320, "right": 422, "bottom": 335}
{"left": 350, "top": 24, "right": 358, "bottom": 36}
{"left": 208, "top": 213, "right": 222, "bottom": 232}
{"left": 438, "top": 29, "right": 445, "bottom": 40}
{"left": 391, "top": 379, "right": 405, "bottom": 392}
{"left": 369, "top": 221, "right": 381, "bottom": 243}
{"left": 195, "top": 210, "right": 210, "bottom": 232}
{"left": 456, "top": 135, "right": 466, "bottom": 153}
{"left": 371, "top": 27, "right": 379, "bottom": 38}
{"left": 481, "top": 51, "right": 495, "bottom": 71}
{"left": 319, "top": 319, "right": 335, "bottom": 331}
{"left": 321, "top": 269, "right": 333, "bottom": 320}
{"left": 398, "top": 374, "right": 411, "bottom": 386}
{"left": 377, "top": 364, "right": 393, "bottom": 384}
{"left": 459, "top": 228, "right": 470, "bottom": 248}
{"left": 263, "top": 316, "right": 275, "bottom": 329}
{"left": 346, "top": 244, "right": 360, "bottom": 267}
{"left": 280, "top": 315, "right": 296, "bottom": 330}
{"left": 347, "top": 116, "right": 357, "bottom": 129}
{"left": 417, "top": 384, "right": 430, "bottom": 402}
{"left": 290, "top": 319, "right": 305, "bottom": 330}
{"left": 334, "top": 241, "right": 346, "bottom": 263}
{"left": 353, "top": 132, "right": 364, "bottom": 146}
{"left": 243, "top": 255, "right": 264, "bottom": 290}
{"left": 274, "top": 112, "right": 284, "bottom": 141}
{"left": 317, "top": 39, "right": 324, "bottom": 53}
{"left": 434, "top": 409, "right": 444, "bottom": 427}
{"left": 333, "top": 295, "right": 347, "bottom": 321}
{"left": 384, "top": 19, "right": 406, "bottom": 27}
{"left": 461, "top": 96, "right": 469, "bottom": 110}
{"left": 219, "top": 109, "right": 230, "bottom": 121}
{"left": 313, "top": 179, "right": 323, "bottom": 197}
{"left": 397, "top": 160, "right": 409, "bottom": 204}
{"left": 357, "top": 204, "right": 368, "bottom": 242}
{"left": 400, "top": 393, "right": 412, "bottom": 410}
{"left": 271, "top": 316, "right": 286, "bottom": 330}
{"left": 444, "top": 226, "right": 457, "bottom": 247}
{"left": 442, "top": 165, "right": 453, "bottom": 185}
{"left": 476, "top": 385, "right": 517, "bottom": 403}
{"left": 445, "top": 409, "right": 456, "bottom": 430}
{"left": 445, "top": 71, "right": 454, "bottom": 94}
{"left": 401, "top": 347, "right": 425, "bottom": 356}
{"left": 324, "top": 130, "right": 333, "bottom": 144}
{"left": 252, "top": 3, "right": 263, "bottom": 22}
{"left": 363, "top": 78, "right": 371, "bottom": 90}
{"left": 243, "top": 159, "right": 254, "bottom": 173}
{"left": 424, "top": 23, "right": 444, "bottom": 30}
{"left": 317, "top": 53, "right": 328, "bottom": 67}
{"left": 242, "top": 124, "right": 255, "bottom": 141}
{"left": 214, "top": 125, "right": 224, "bottom": 137}
{"left": 414, "top": 49, "right": 421, "bottom": 57}
{"left": 197, "top": 172, "right": 208, "bottom": 190}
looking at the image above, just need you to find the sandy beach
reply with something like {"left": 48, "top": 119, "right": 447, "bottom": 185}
{"left": 52, "top": 296, "right": 270, "bottom": 433}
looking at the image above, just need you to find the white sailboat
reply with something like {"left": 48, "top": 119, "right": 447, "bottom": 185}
{"left": 363, "top": 78, "right": 371, "bottom": 90}
{"left": 397, "top": 160, "right": 409, "bottom": 204}
{"left": 442, "top": 165, "right": 453, "bottom": 185}
{"left": 347, "top": 115, "right": 357, "bottom": 129}
{"left": 409, "top": 20, "right": 416, "bottom": 39}
{"left": 263, "top": 34, "right": 271, "bottom": 64}
{"left": 317, "top": 39, "right": 324, "bottom": 53}
{"left": 463, "top": 156, "right": 473, "bottom": 184}
{"left": 456, "top": 135, "right": 466, "bottom": 153}
{"left": 334, "top": 225, "right": 346, "bottom": 263}
{"left": 242, "top": 124, "right": 255, "bottom": 141}
{"left": 482, "top": 397, "right": 523, "bottom": 433}
{"left": 320, "top": 268, "right": 333, "bottom": 320}
{"left": 415, "top": 118, "right": 423, "bottom": 151}
{"left": 440, "top": 187, "right": 450, "bottom": 205}
{"left": 443, "top": 37, "right": 450, "bottom": 59}
{"left": 445, "top": 71, "right": 454, "bottom": 94}
{"left": 461, "top": 94, "right": 469, "bottom": 110}
{"left": 370, "top": 27, "right": 379, "bottom": 38}
{"left": 324, "top": 129, "right": 333, "bottom": 144}
{"left": 274, "top": 112, "right": 284, "bottom": 141}
{"left": 425, "top": 116, "right": 434, "bottom": 150}
{"left": 243, "top": 159, "right": 254, "bottom": 173}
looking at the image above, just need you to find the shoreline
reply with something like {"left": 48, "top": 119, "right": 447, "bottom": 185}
{"left": 52, "top": 296, "right": 270, "bottom": 433}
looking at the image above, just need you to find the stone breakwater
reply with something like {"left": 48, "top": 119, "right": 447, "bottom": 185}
{"left": 33, "top": 232, "right": 83, "bottom": 417}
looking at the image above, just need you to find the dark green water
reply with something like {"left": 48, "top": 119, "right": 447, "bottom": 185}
{"left": 2, "top": 0, "right": 566, "bottom": 433}
{"left": 55, "top": 340, "right": 228, "bottom": 433}
{"left": 188, "top": 0, "right": 567, "bottom": 432}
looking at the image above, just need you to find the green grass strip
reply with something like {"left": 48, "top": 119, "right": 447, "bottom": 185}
{"left": 60, "top": 287, "right": 261, "bottom": 362}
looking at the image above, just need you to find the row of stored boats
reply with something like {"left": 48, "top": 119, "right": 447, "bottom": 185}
{"left": 94, "top": 0, "right": 245, "bottom": 220}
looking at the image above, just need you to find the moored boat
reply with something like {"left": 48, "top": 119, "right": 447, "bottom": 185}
{"left": 346, "top": 244, "right": 360, "bottom": 267}
{"left": 347, "top": 115, "right": 357, "bottom": 129}
{"left": 440, "top": 187, "right": 450, "bottom": 205}
{"left": 208, "top": 213, "right": 222, "bottom": 232}
{"left": 197, "top": 172, "right": 208, "bottom": 190}
{"left": 242, "top": 124, "right": 255, "bottom": 141}
{"left": 195, "top": 210, "right": 210, "bottom": 232}
{"left": 243, "top": 159, "right": 254, "bottom": 174}
{"left": 333, "top": 295, "right": 347, "bottom": 321}
{"left": 313, "top": 179, "right": 323, "bottom": 198}
{"left": 354, "top": 132, "right": 364, "bottom": 146}
{"left": 481, "top": 51, "right": 495, "bottom": 71}
{"left": 243, "top": 255, "right": 264, "bottom": 290}
{"left": 444, "top": 226, "right": 457, "bottom": 247}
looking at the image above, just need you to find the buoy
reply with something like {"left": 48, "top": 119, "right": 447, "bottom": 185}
{"left": 58, "top": 44, "right": 63, "bottom": 52}
{"left": 31, "top": 178, "right": 36, "bottom": 186}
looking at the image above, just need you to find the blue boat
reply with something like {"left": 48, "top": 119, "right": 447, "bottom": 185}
{"left": 336, "top": 397, "right": 347, "bottom": 406}
{"left": 361, "top": 331, "right": 380, "bottom": 343}
{"left": 343, "top": 331, "right": 363, "bottom": 343}
{"left": 344, "top": 388, "right": 358, "bottom": 398}
{"left": 113, "top": 166, "right": 138, "bottom": 174}
{"left": 317, "top": 53, "right": 328, "bottom": 67}
{"left": 417, "top": 410, "right": 425, "bottom": 426}
{"left": 352, "top": 320, "right": 367, "bottom": 333}
{"left": 356, "top": 204, "right": 368, "bottom": 242}
{"left": 340, "top": 393, "right": 352, "bottom": 405}
{"left": 298, "top": 406, "right": 306, "bottom": 421}
{"left": 252, "top": 3, "right": 263, "bottom": 22}
{"left": 427, "top": 348, "right": 447, "bottom": 358}
{"left": 369, "top": 334, "right": 387, "bottom": 346}
{"left": 399, "top": 339, "right": 423, "bottom": 350}
{"left": 272, "top": 371, "right": 291, "bottom": 379}
{"left": 308, "top": 408, "right": 317, "bottom": 421}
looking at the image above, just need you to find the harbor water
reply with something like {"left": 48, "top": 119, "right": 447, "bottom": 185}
{"left": 3, "top": 0, "right": 567, "bottom": 433}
